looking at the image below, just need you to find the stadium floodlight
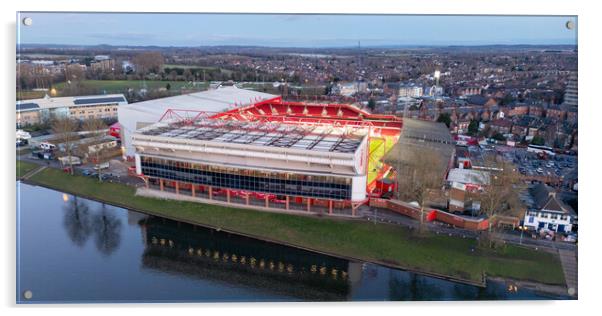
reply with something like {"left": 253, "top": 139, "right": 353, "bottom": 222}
{"left": 434, "top": 70, "right": 441, "bottom": 89}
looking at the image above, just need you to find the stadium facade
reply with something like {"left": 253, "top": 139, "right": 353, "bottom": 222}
{"left": 121, "top": 87, "right": 402, "bottom": 216}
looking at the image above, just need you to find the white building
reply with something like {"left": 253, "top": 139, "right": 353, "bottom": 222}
{"left": 523, "top": 183, "right": 575, "bottom": 233}
{"left": 118, "top": 86, "right": 278, "bottom": 157}
{"left": 398, "top": 84, "right": 423, "bottom": 98}
{"left": 446, "top": 168, "right": 491, "bottom": 191}
{"left": 16, "top": 94, "right": 127, "bottom": 127}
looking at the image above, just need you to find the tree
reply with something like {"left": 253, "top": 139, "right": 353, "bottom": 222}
{"left": 132, "top": 52, "right": 164, "bottom": 75}
{"left": 436, "top": 112, "right": 452, "bottom": 128}
{"left": 367, "top": 98, "right": 376, "bottom": 112}
{"left": 82, "top": 118, "right": 106, "bottom": 138}
{"left": 500, "top": 94, "right": 515, "bottom": 106}
{"left": 479, "top": 156, "right": 525, "bottom": 248}
{"left": 467, "top": 119, "right": 479, "bottom": 136}
{"left": 82, "top": 118, "right": 109, "bottom": 182}
{"left": 52, "top": 116, "right": 79, "bottom": 175}
{"left": 165, "top": 83, "right": 171, "bottom": 90}
{"left": 531, "top": 135, "right": 545, "bottom": 146}
{"left": 391, "top": 146, "right": 445, "bottom": 233}
{"left": 491, "top": 132, "right": 506, "bottom": 141}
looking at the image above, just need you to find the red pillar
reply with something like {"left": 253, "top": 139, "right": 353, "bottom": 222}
{"left": 285, "top": 196, "right": 290, "bottom": 210}
{"left": 329, "top": 200, "right": 333, "bottom": 215}
{"left": 175, "top": 181, "right": 179, "bottom": 195}
{"left": 307, "top": 198, "right": 311, "bottom": 212}
{"left": 191, "top": 185, "right": 196, "bottom": 197}
{"left": 265, "top": 196, "right": 269, "bottom": 208}
{"left": 159, "top": 179, "right": 164, "bottom": 191}
{"left": 246, "top": 195, "right": 250, "bottom": 205}
{"left": 227, "top": 190, "right": 231, "bottom": 203}
{"left": 208, "top": 187, "right": 213, "bottom": 200}
{"left": 144, "top": 177, "right": 149, "bottom": 188}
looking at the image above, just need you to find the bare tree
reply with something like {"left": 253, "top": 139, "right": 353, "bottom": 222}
{"left": 478, "top": 155, "right": 525, "bottom": 247}
{"left": 81, "top": 118, "right": 110, "bottom": 182}
{"left": 392, "top": 146, "right": 445, "bottom": 233}
{"left": 64, "top": 64, "right": 86, "bottom": 95}
{"left": 132, "top": 52, "right": 164, "bottom": 76}
{"left": 82, "top": 118, "right": 106, "bottom": 138}
{"left": 52, "top": 116, "right": 79, "bottom": 175}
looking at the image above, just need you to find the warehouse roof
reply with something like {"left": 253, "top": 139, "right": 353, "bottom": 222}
{"left": 16, "top": 94, "right": 127, "bottom": 112}
{"left": 447, "top": 168, "right": 491, "bottom": 186}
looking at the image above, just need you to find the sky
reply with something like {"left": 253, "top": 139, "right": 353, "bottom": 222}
{"left": 17, "top": 13, "right": 578, "bottom": 47}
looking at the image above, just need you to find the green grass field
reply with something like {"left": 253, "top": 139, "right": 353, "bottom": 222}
{"left": 17, "top": 90, "right": 46, "bottom": 101}
{"left": 24, "top": 166, "right": 565, "bottom": 286}
{"left": 53, "top": 80, "right": 208, "bottom": 93}
{"left": 16, "top": 160, "right": 39, "bottom": 178}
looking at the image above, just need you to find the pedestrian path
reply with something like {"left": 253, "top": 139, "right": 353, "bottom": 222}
{"left": 20, "top": 165, "right": 46, "bottom": 180}
{"left": 558, "top": 248, "right": 578, "bottom": 297}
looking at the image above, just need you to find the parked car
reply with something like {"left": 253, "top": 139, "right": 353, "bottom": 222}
{"left": 37, "top": 151, "right": 55, "bottom": 160}
{"left": 16, "top": 139, "right": 29, "bottom": 147}
{"left": 93, "top": 162, "right": 110, "bottom": 170}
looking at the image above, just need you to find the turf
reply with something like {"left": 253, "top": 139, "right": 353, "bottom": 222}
{"left": 53, "top": 80, "right": 208, "bottom": 93}
{"left": 16, "top": 160, "right": 39, "bottom": 178}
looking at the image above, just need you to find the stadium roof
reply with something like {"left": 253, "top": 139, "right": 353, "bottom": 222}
{"left": 16, "top": 94, "right": 127, "bottom": 112}
{"left": 119, "top": 86, "right": 279, "bottom": 156}
{"left": 120, "top": 86, "right": 278, "bottom": 118}
{"left": 138, "top": 119, "right": 366, "bottom": 154}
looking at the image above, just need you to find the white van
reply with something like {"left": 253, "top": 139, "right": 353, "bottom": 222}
{"left": 39, "top": 142, "right": 56, "bottom": 151}
{"left": 93, "top": 162, "right": 110, "bottom": 170}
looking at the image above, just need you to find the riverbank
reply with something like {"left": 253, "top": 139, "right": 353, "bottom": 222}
{"left": 19, "top": 165, "right": 566, "bottom": 288}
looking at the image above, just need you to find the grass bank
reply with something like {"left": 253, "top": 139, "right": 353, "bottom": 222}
{"left": 23, "top": 166, "right": 565, "bottom": 286}
{"left": 53, "top": 80, "right": 208, "bottom": 93}
{"left": 16, "top": 160, "right": 39, "bottom": 178}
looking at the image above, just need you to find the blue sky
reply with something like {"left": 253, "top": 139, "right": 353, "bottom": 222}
{"left": 17, "top": 13, "right": 578, "bottom": 47}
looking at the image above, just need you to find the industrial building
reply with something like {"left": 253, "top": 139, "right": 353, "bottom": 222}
{"left": 16, "top": 94, "right": 127, "bottom": 127}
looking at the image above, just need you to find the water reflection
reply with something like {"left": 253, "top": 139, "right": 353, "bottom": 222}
{"left": 93, "top": 204, "right": 122, "bottom": 256}
{"left": 388, "top": 273, "right": 445, "bottom": 300}
{"left": 139, "top": 217, "right": 354, "bottom": 301}
{"left": 62, "top": 196, "right": 93, "bottom": 247}
{"left": 62, "top": 197, "right": 122, "bottom": 255}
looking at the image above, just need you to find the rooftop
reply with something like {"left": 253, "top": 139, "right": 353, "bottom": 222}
{"left": 120, "top": 86, "right": 278, "bottom": 118}
{"left": 16, "top": 94, "right": 127, "bottom": 111}
{"left": 447, "top": 168, "right": 491, "bottom": 186}
{"left": 137, "top": 118, "right": 366, "bottom": 154}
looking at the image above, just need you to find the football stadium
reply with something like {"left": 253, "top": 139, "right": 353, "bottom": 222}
{"left": 123, "top": 87, "right": 402, "bottom": 216}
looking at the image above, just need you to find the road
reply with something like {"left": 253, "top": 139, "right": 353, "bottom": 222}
{"left": 359, "top": 206, "right": 577, "bottom": 252}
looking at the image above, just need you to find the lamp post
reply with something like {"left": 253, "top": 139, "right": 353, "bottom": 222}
{"left": 519, "top": 225, "right": 527, "bottom": 244}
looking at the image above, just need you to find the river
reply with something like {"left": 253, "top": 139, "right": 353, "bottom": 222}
{"left": 16, "top": 182, "right": 568, "bottom": 303}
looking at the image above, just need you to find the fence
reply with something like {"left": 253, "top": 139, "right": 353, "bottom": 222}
{"left": 370, "top": 198, "right": 490, "bottom": 231}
